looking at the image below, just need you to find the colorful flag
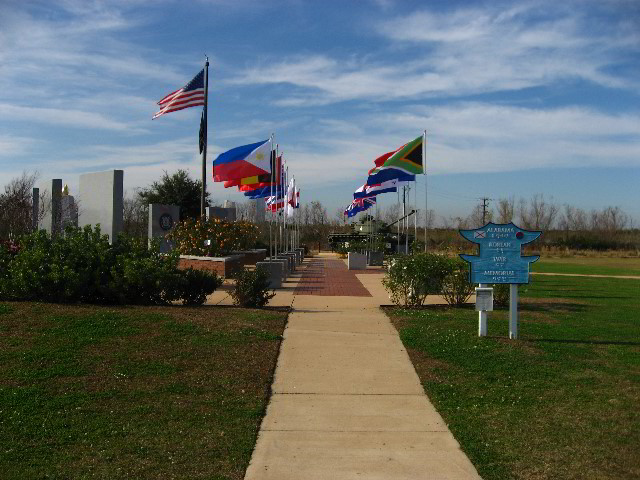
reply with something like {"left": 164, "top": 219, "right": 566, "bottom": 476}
{"left": 245, "top": 186, "right": 282, "bottom": 199}
{"left": 153, "top": 69, "right": 205, "bottom": 119}
{"left": 221, "top": 153, "right": 281, "bottom": 187}
{"left": 367, "top": 135, "right": 423, "bottom": 184}
{"left": 355, "top": 179, "right": 400, "bottom": 199}
{"left": 367, "top": 167, "right": 416, "bottom": 186}
{"left": 213, "top": 139, "right": 272, "bottom": 182}
{"left": 266, "top": 195, "right": 285, "bottom": 212}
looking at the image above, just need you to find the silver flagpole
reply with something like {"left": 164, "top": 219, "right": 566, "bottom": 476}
{"left": 404, "top": 185, "right": 408, "bottom": 254}
{"left": 414, "top": 179, "right": 417, "bottom": 250}
{"left": 201, "top": 57, "right": 209, "bottom": 218}
{"left": 397, "top": 188, "right": 400, "bottom": 253}
{"left": 273, "top": 143, "right": 282, "bottom": 257}
{"left": 423, "top": 130, "right": 427, "bottom": 253}
{"left": 283, "top": 166, "right": 287, "bottom": 253}
{"left": 269, "top": 135, "right": 274, "bottom": 261}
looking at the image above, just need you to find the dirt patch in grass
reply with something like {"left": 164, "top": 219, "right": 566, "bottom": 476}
{"left": 404, "top": 346, "right": 454, "bottom": 383}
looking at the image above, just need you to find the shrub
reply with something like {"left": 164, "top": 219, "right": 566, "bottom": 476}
{"left": 168, "top": 217, "right": 258, "bottom": 257}
{"left": 3, "top": 227, "right": 114, "bottom": 302}
{"left": 178, "top": 268, "right": 223, "bottom": 306}
{"left": 0, "top": 226, "right": 222, "bottom": 305}
{"left": 442, "top": 258, "right": 474, "bottom": 305}
{"left": 230, "top": 267, "right": 275, "bottom": 308}
{"left": 382, "top": 253, "right": 452, "bottom": 306}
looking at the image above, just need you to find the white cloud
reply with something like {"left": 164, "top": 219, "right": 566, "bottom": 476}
{"left": 0, "top": 104, "right": 136, "bottom": 132}
{"left": 231, "top": 2, "right": 639, "bottom": 105}
{"left": 365, "top": 103, "right": 640, "bottom": 174}
{"left": 0, "top": 135, "right": 39, "bottom": 157}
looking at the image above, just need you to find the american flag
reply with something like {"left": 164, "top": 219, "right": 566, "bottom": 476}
{"left": 152, "top": 69, "right": 205, "bottom": 119}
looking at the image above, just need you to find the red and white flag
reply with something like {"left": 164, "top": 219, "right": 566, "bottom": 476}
{"left": 153, "top": 69, "right": 205, "bottom": 119}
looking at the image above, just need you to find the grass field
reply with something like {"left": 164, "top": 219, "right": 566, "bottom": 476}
{"left": 387, "top": 275, "right": 640, "bottom": 480}
{"left": 531, "top": 256, "right": 640, "bottom": 276}
{"left": 0, "top": 302, "right": 288, "bottom": 480}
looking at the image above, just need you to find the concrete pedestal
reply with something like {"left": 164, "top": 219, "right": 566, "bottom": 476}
{"left": 348, "top": 252, "right": 367, "bottom": 270}
{"left": 282, "top": 252, "right": 297, "bottom": 271}
{"left": 269, "top": 258, "right": 289, "bottom": 281}
{"left": 367, "top": 251, "right": 384, "bottom": 266}
{"left": 256, "top": 261, "right": 283, "bottom": 289}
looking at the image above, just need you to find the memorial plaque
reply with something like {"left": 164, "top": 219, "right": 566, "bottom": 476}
{"left": 459, "top": 222, "right": 541, "bottom": 284}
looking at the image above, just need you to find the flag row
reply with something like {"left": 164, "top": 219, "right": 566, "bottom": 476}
{"left": 152, "top": 67, "right": 300, "bottom": 214}
{"left": 344, "top": 134, "right": 425, "bottom": 217}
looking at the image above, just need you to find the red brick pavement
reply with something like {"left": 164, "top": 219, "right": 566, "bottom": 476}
{"left": 294, "top": 258, "right": 372, "bottom": 296}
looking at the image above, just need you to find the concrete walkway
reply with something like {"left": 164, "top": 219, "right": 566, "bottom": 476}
{"left": 245, "top": 253, "right": 481, "bottom": 479}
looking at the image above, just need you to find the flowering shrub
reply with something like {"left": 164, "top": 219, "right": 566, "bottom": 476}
{"left": 0, "top": 239, "right": 20, "bottom": 256}
{"left": 383, "top": 253, "right": 452, "bottom": 306}
{"left": 167, "top": 217, "right": 258, "bottom": 257}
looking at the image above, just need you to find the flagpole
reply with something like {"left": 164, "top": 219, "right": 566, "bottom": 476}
{"left": 423, "top": 129, "right": 427, "bottom": 253}
{"left": 201, "top": 57, "right": 209, "bottom": 218}
{"left": 397, "top": 188, "right": 400, "bottom": 253}
{"left": 269, "top": 135, "right": 273, "bottom": 260}
{"left": 414, "top": 180, "right": 417, "bottom": 250}
{"left": 404, "top": 185, "right": 408, "bottom": 254}
{"left": 275, "top": 144, "right": 279, "bottom": 258}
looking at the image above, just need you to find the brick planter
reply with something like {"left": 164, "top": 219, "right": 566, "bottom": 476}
{"left": 231, "top": 249, "right": 267, "bottom": 266}
{"left": 178, "top": 254, "right": 244, "bottom": 278}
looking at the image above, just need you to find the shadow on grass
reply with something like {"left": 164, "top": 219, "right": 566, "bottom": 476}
{"left": 524, "top": 338, "right": 640, "bottom": 346}
{"left": 520, "top": 302, "right": 588, "bottom": 313}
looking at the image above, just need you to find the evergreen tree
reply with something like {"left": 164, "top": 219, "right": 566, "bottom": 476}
{"left": 138, "top": 170, "right": 210, "bottom": 219}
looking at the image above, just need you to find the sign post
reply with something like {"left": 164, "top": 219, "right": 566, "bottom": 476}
{"left": 459, "top": 222, "right": 541, "bottom": 339}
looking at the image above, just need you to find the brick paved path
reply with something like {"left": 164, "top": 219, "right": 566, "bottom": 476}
{"left": 294, "top": 258, "right": 372, "bottom": 296}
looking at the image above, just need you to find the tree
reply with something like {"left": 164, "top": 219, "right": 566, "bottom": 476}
{"left": 138, "top": 170, "right": 210, "bottom": 220}
{"left": 496, "top": 197, "right": 515, "bottom": 224}
{"left": 518, "top": 194, "right": 558, "bottom": 230}
{"left": 301, "top": 201, "right": 331, "bottom": 252}
{"left": 0, "top": 171, "right": 39, "bottom": 241}
{"left": 122, "top": 193, "right": 148, "bottom": 238}
{"left": 559, "top": 205, "right": 588, "bottom": 231}
{"left": 468, "top": 204, "right": 493, "bottom": 228}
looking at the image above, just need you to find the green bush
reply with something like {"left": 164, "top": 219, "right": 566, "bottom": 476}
{"left": 0, "top": 226, "right": 221, "bottom": 305}
{"left": 382, "top": 253, "right": 452, "bottom": 306}
{"left": 230, "top": 267, "right": 275, "bottom": 308}
{"left": 442, "top": 258, "right": 474, "bottom": 305}
{"left": 178, "top": 268, "right": 223, "bottom": 306}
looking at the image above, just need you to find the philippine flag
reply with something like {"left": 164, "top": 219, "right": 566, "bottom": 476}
{"left": 213, "top": 139, "right": 272, "bottom": 182}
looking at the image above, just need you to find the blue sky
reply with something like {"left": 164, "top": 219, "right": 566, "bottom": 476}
{"left": 1, "top": 0, "right": 639, "bottom": 225}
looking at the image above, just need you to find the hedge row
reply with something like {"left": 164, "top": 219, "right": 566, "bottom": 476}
{"left": 0, "top": 226, "right": 221, "bottom": 305}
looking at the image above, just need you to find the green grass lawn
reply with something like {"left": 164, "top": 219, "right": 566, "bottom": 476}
{"left": 0, "top": 302, "right": 288, "bottom": 480}
{"left": 531, "top": 256, "right": 640, "bottom": 276}
{"left": 387, "top": 275, "right": 640, "bottom": 480}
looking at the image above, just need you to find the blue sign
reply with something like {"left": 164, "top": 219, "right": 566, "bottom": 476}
{"left": 459, "top": 222, "right": 541, "bottom": 284}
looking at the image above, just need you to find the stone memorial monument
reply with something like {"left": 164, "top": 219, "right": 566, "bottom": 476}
{"left": 206, "top": 206, "right": 236, "bottom": 222}
{"left": 148, "top": 204, "right": 180, "bottom": 253}
{"left": 38, "top": 179, "right": 62, "bottom": 235}
{"left": 78, "top": 170, "right": 124, "bottom": 243}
